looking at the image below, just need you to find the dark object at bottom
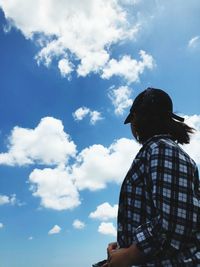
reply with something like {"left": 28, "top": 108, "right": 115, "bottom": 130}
{"left": 92, "top": 259, "right": 107, "bottom": 267}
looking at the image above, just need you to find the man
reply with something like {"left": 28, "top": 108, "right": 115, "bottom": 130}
{"left": 103, "top": 88, "right": 200, "bottom": 266}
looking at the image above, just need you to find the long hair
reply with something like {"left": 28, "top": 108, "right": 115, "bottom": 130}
{"left": 132, "top": 112, "right": 195, "bottom": 144}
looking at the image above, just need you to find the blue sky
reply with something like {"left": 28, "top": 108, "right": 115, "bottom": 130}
{"left": 0, "top": 1, "right": 200, "bottom": 267}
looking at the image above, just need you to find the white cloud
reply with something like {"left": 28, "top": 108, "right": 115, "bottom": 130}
{"left": 0, "top": 0, "right": 140, "bottom": 78}
{"left": 2, "top": 114, "right": 199, "bottom": 214}
{"left": 98, "top": 222, "right": 117, "bottom": 237}
{"left": 0, "top": 194, "right": 10, "bottom": 205}
{"left": 73, "top": 107, "right": 90, "bottom": 121}
{"left": 188, "top": 36, "right": 200, "bottom": 49}
{"left": 182, "top": 115, "right": 200, "bottom": 165}
{"left": 0, "top": 194, "right": 20, "bottom": 206}
{"left": 58, "top": 58, "right": 73, "bottom": 78}
{"left": 72, "top": 138, "right": 140, "bottom": 191}
{"left": 108, "top": 86, "right": 133, "bottom": 115}
{"left": 29, "top": 166, "right": 80, "bottom": 211}
{"left": 28, "top": 236, "right": 34, "bottom": 240}
{"left": 120, "top": 0, "right": 141, "bottom": 4}
{"left": 0, "top": 116, "right": 140, "bottom": 210}
{"left": 28, "top": 136, "right": 139, "bottom": 210}
{"left": 89, "top": 111, "right": 103, "bottom": 125}
{"left": 0, "top": 223, "right": 4, "bottom": 229}
{"left": 77, "top": 50, "right": 110, "bottom": 77}
{"left": 28, "top": 136, "right": 139, "bottom": 209}
{"left": 102, "top": 50, "right": 154, "bottom": 83}
{"left": 73, "top": 107, "right": 103, "bottom": 125}
{"left": 0, "top": 117, "right": 76, "bottom": 166}
{"left": 73, "top": 219, "right": 85, "bottom": 229}
{"left": 89, "top": 202, "right": 118, "bottom": 221}
{"left": 48, "top": 225, "right": 61, "bottom": 235}
{"left": 3, "top": 22, "right": 12, "bottom": 33}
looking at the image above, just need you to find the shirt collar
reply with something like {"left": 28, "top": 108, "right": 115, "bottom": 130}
{"left": 143, "top": 134, "right": 173, "bottom": 146}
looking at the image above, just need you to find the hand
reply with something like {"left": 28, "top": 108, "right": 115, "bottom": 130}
{"left": 102, "top": 242, "right": 118, "bottom": 267}
{"left": 102, "top": 244, "right": 145, "bottom": 267}
{"left": 107, "top": 242, "right": 118, "bottom": 259}
{"left": 102, "top": 248, "right": 131, "bottom": 267}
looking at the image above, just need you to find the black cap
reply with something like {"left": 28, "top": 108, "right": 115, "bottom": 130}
{"left": 124, "top": 88, "right": 184, "bottom": 124}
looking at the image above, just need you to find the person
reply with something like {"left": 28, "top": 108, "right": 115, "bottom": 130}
{"left": 103, "top": 88, "right": 200, "bottom": 267}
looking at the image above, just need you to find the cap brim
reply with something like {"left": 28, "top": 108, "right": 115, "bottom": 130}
{"left": 124, "top": 113, "right": 132, "bottom": 124}
{"left": 171, "top": 113, "right": 184, "bottom": 122}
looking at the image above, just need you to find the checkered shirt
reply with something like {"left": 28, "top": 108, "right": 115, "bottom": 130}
{"left": 117, "top": 135, "right": 200, "bottom": 266}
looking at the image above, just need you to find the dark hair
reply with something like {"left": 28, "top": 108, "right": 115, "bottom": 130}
{"left": 131, "top": 112, "right": 195, "bottom": 144}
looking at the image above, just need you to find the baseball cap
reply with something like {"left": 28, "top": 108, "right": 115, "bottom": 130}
{"left": 124, "top": 87, "right": 184, "bottom": 124}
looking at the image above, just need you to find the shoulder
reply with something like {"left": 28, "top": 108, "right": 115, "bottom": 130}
{"left": 140, "top": 135, "right": 196, "bottom": 168}
{"left": 137, "top": 135, "right": 172, "bottom": 159}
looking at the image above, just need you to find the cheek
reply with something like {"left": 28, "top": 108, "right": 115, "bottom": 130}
{"left": 130, "top": 123, "right": 137, "bottom": 138}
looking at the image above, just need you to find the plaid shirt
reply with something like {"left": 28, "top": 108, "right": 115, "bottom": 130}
{"left": 117, "top": 135, "right": 200, "bottom": 266}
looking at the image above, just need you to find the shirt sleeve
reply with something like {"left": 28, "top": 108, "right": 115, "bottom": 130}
{"left": 132, "top": 142, "right": 198, "bottom": 257}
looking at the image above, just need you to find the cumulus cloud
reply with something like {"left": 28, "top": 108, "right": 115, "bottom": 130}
{"left": 73, "top": 107, "right": 90, "bottom": 121}
{"left": 3, "top": 23, "right": 12, "bottom": 33}
{"left": 77, "top": 50, "right": 110, "bottom": 77}
{"left": 58, "top": 58, "right": 73, "bottom": 78}
{"left": 120, "top": 0, "right": 141, "bottom": 4}
{"left": 73, "top": 219, "right": 85, "bottom": 229}
{"left": 2, "top": 115, "right": 199, "bottom": 213}
{"left": 182, "top": 115, "right": 200, "bottom": 165}
{"left": 29, "top": 166, "right": 80, "bottom": 211}
{"left": 188, "top": 36, "right": 200, "bottom": 49}
{"left": 90, "top": 111, "right": 103, "bottom": 125}
{"left": 0, "top": 223, "right": 4, "bottom": 229}
{"left": 0, "top": 194, "right": 12, "bottom": 205}
{"left": 28, "top": 136, "right": 139, "bottom": 210}
{"left": 72, "top": 138, "right": 140, "bottom": 191}
{"left": 101, "top": 50, "right": 154, "bottom": 83}
{"left": 0, "top": 116, "right": 140, "bottom": 210}
{"left": 98, "top": 222, "right": 117, "bottom": 237}
{"left": 48, "top": 225, "right": 61, "bottom": 235}
{"left": 108, "top": 86, "right": 133, "bottom": 115}
{"left": 0, "top": 0, "right": 140, "bottom": 78}
{"left": 89, "top": 202, "right": 118, "bottom": 221}
{"left": 73, "top": 107, "right": 103, "bottom": 125}
{"left": 0, "top": 194, "right": 21, "bottom": 206}
{"left": 0, "top": 117, "right": 76, "bottom": 166}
